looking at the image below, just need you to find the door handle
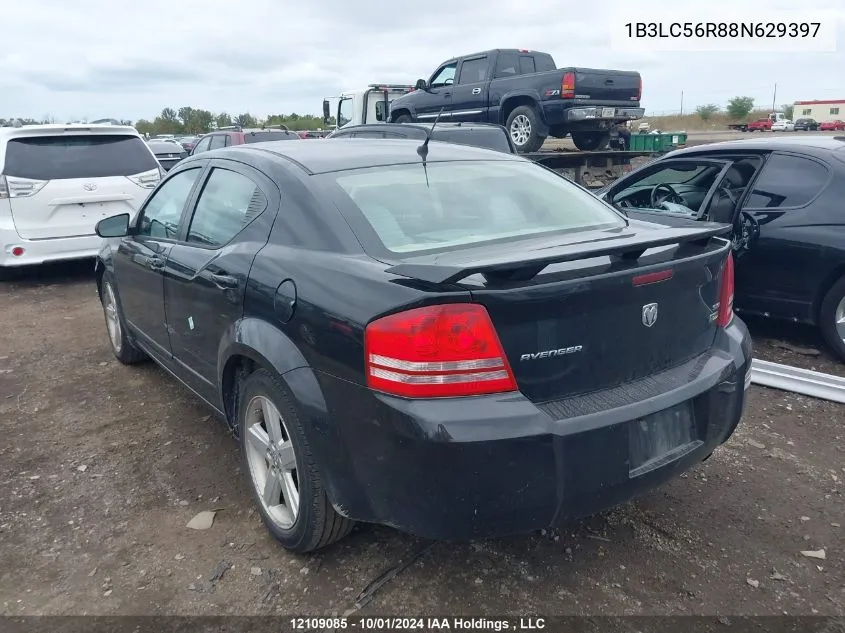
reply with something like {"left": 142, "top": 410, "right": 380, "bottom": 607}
{"left": 209, "top": 272, "right": 239, "bottom": 289}
{"left": 471, "top": 88, "right": 482, "bottom": 95}
{"left": 148, "top": 257, "right": 164, "bottom": 270}
{"left": 443, "top": 92, "right": 451, "bottom": 97}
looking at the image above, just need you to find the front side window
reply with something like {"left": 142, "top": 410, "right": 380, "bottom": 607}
{"left": 745, "top": 154, "right": 829, "bottom": 209}
{"left": 338, "top": 98, "right": 353, "bottom": 127}
{"left": 458, "top": 57, "right": 488, "bottom": 84}
{"left": 3, "top": 135, "right": 158, "bottom": 180}
{"left": 430, "top": 63, "right": 457, "bottom": 88}
{"left": 137, "top": 168, "right": 202, "bottom": 239}
{"left": 611, "top": 161, "right": 725, "bottom": 215}
{"left": 187, "top": 168, "right": 268, "bottom": 247}
{"left": 327, "top": 160, "right": 624, "bottom": 255}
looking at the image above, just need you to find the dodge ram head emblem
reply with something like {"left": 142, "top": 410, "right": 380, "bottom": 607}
{"left": 641, "top": 303, "right": 658, "bottom": 327}
{"left": 82, "top": 183, "right": 97, "bottom": 191}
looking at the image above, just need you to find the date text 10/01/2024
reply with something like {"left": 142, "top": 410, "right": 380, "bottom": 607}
{"left": 289, "top": 617, "right": 547, "bottom": 631}
{"left": 624, "top": 22, "right": 821, "bottom": 38}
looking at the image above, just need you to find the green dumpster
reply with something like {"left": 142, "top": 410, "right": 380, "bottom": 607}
{"left": 628, "top": 132, "right": 687, "bottom": 152}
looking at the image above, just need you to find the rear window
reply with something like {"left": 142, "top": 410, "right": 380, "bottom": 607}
{"left": 325, "top": 160, "right": 624, "bottom": 255}
{"left": 3, "top": 135, "right": 158, "bottom": 180}
{"left": 243, "top": 131, "right": 300, "bottom": 144}
{"left": 432, "top": 128, "right": 513, "bottom": 153}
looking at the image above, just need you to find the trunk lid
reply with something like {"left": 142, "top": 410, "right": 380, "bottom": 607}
{"left": 569, "top": 68, "right": 641, "bottom": 102}
{"left": 386, "top": 223, "right": 730, "bottom": 403}
{"left": 6, "top": 176, "right": 150, "bottom": 239}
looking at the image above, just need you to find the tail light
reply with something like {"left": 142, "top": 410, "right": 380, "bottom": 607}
{"left": 127, "top": 168, "right": 161, "bottom": 189}
{"left": 364, "top": 303, "right": 518, "bottom": 398}
{"left": 561, "top": 72, "right": 575, "bottom": 99}
{"left": 716, "top": 252, "right": 735, "bottom": 327}
{"left": 0, "top": 175, "right": 48, "bottom": 198}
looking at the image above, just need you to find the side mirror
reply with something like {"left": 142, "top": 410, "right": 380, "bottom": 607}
{"left": 96, "top": 213, "right": 130, "bottom": 238}
{"left": 322, "top": 99, "right": 330, "bottom": 124}
{"left": 415, "top": 79, "right": 427, "bottom": 91}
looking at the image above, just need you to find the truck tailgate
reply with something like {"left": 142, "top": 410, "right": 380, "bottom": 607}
{"left": 569, "top": 68, "right": 641, "bottom": 102}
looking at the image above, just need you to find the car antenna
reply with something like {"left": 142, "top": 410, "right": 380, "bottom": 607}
{"left": 416, "top": 107, "right": 445, "bottom": 162}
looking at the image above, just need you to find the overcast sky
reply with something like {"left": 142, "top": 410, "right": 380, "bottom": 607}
{"left": 1, "top": 0, "right": 843, "bottom": 122}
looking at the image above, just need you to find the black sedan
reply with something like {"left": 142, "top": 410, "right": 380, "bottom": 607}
{"left": 794, "top": 118, "right": 819, "bottom": 131}
{"left": 146, "top": 139, "right": 186, "bottom": 171}
{"left": 93, "top": 138, "right": 751, "bottom": 552}
{"left": 597, "top": 136, "right": 845, "bottom": 361}
{"left": 328, "top": 122, "right": 516, "bottom": 153}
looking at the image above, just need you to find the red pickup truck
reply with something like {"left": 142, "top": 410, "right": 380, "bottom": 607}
{"left": 746, "top": 118, "right": 773, "bottom": 132}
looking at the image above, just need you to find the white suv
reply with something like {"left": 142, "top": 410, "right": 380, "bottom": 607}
{"left": 0, "top": 124, "right": 161, "bottom": 275}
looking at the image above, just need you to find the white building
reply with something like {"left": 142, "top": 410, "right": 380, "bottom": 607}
{"left": 793, "top": 99, "right": 844, "bottom": 122}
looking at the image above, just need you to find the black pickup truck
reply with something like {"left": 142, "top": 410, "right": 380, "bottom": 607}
{"left": 388, "top": 49, "right": 644, "bottom": 153}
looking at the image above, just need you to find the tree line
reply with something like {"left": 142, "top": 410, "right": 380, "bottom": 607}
{"left": 134, "top": 107, "right": 333, "bottom": 136}
{"left": 693, "top": 97, "right": 794, "bottom": 122}
{"left": 1, "top": 107, "right": 333, "bottom": 135}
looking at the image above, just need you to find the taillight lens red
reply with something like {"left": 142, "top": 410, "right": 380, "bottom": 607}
{"left": 716, "top": 252, "right": 735, "bottom": 327}
{"left": 365, "top": 304, "right": 518, "bottom": 398}
{"left": 561, "top": 72, "right": 575, "bottom": 98}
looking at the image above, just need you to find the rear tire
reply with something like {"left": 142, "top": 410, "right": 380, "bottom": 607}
{"left": 99, "top": 272, "right": 148, "bottom": 365}
{"left": 818, "top": 276, "right": 845, "bottom": 362}
{"left": 571, "top": 132, "right": 610, "bottom": 151}
{"left": 393, "top": 114, "right": 412, "bottom": 123}
{"left": 506, "top": 106, "right": 546, "bottom": 153}
{"left": 238, "top": 368, "right": 354, "bottom": 553}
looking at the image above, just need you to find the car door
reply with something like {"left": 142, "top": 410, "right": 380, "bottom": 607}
{"left": 450, "top": 55, "right": 490, "bottom": 122}
{"left": 111, "top": 165, "right": 206, "bottom": 359}
{"left": 731, "top": 151, "right": 832, "bottom": 319}
{"left": 415, "top": 62, "right": 457, "bottom": 120}
{"left": 163, "top": 159, "right": 280, "bottom": 404}
{"left": 603, "top": 157, "right": 734, "bottom": 220}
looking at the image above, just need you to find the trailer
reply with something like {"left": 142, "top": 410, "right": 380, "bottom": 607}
{"left": 526, "top": 149, "right": 660, "bottom": 188}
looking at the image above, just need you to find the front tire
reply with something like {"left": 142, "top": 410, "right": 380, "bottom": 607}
{"left": 506, "top": 106, "right": 545, "bottom": 153}
{"left": 393, "top": 113, "right": 412, "bottom": 123}
{"left": 99, "top": 272, "right": 147, "bottom": 365}
{"left": 818, "top": 276, "right": 845, "bottom": 362}
{"left": 238, "top": 369, "right": 354, "bottom": 553}
{"left": 571, "top": 131, "right": 610, "bottom": 151}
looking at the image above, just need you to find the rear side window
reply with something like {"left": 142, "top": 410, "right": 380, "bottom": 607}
{"left": 745, "top": 154, "right": 829, "bottom": 208}
{"left": 533, "top": 53, "right": 556, "bottom": 72}
{"left": 458, "top": 57, "right": 488, "bottom": 84}
{"left": 243, "top": 131, "right": 299, "bottom": 143}
{"left": 187, "top": 168, "right": 268, "bottom": 247}
{"left": 326, "top": 160, "right": 624, "bottom": 255}
{"left": 519, "top": 56, "right": 536, "bottom": 74}
{"left": 3, "top": 135, "right": 158, "bottom": 180}
{"left": 494, "top": 53, "right": 519, "bottom": 78}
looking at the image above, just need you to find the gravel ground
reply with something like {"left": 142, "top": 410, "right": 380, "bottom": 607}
{"left": 0, "top": 262, "right": 843, "bottom": 618}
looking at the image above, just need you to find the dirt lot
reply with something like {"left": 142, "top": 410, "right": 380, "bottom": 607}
{"left": 1, "top": 262, "right": 843, "bottom": 619}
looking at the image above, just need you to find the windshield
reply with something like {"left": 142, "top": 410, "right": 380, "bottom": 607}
{"left": 324, "top": 160, "right": 625, "bottom": 256}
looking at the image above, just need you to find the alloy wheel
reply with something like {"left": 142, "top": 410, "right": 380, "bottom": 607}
{"left": 103, "top": 282, "right": 122, "bottom": 353}
{"left": 510, "top": 114, "right": 531, "bottom": 146}
{"left": 244, "top": 395, "right": 300, "bottom": 529}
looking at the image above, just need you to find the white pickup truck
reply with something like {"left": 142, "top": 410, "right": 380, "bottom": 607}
{"left": 322, "top": 84, "right": 415, "bottom": 129}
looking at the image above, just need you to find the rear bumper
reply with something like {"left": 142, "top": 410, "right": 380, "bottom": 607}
{"left": 310, "top": 319, "right": 752, "bottom": 540}
{"left": 542, "top": 102, "right": 645, "bottom": 129}
{"left": 0, "top": 227, "right": 102, "bottom": 267}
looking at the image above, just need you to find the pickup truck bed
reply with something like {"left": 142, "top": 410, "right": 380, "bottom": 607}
{"left": 389, "top": 49, "right": 644, "bottom": 153}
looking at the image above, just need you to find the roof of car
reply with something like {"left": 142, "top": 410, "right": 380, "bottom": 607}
{"left": 668, "top": 135, "right": 845, "bottom": 157}
{"left": 191, "top": 137, "right": 521, "bottom": 174}
{"left": 0, "top": 123, "right": 141, "bottom": 140}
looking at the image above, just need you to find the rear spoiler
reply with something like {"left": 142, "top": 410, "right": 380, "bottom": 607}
{"left": 385, "top": 224, "right": 731, "bottom": 285}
